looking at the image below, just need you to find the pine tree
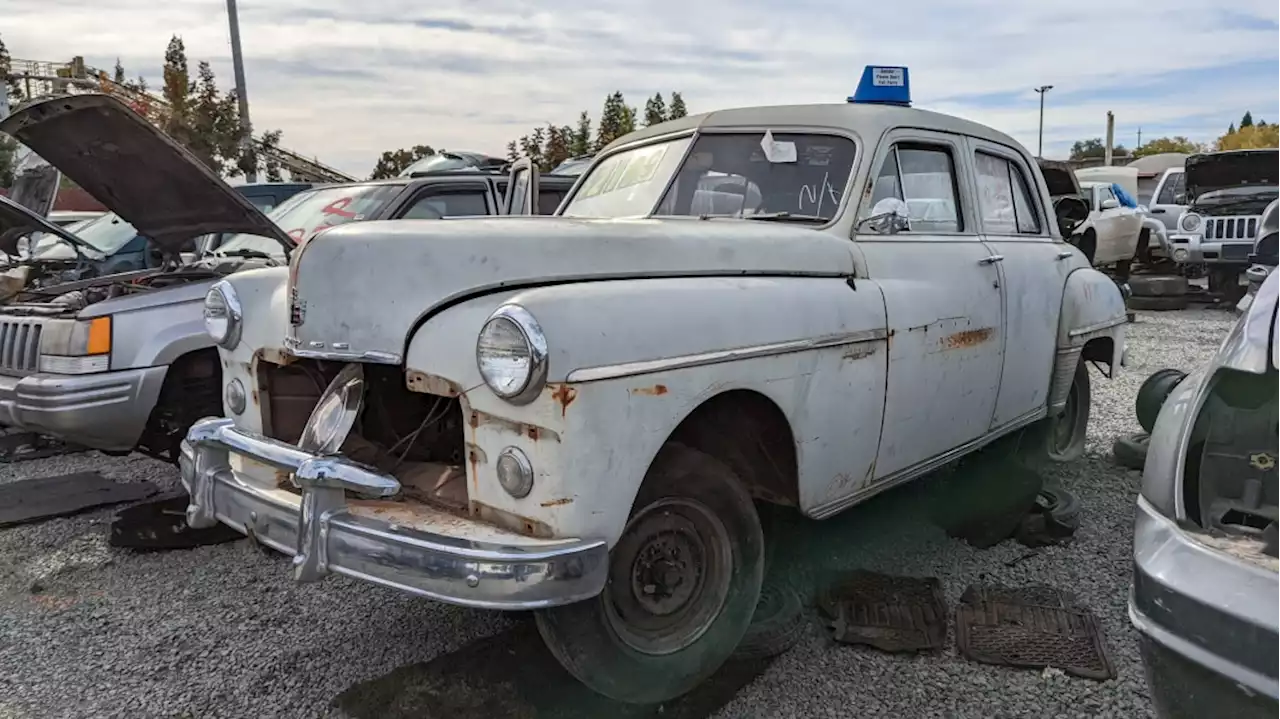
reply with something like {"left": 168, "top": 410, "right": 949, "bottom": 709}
{"left": 643, "top": 93, "right": 667, "bottom": 127}
{"left": 595, "top": 92, "right": 627, "bottom": 151}
{"left": 113, "top": 58, "right": 126, "bottom": 84}
{"left": 1228, "top": 122, "right": 1236, "bottom": 135}
{"left": 570, "top": 111, "right": 592, "bottom": 157}
{"left": 0, "top": 33, "right": 22, "bottom": 105}
{"left": 506, "top": 140, "right": 520, "bottom": 163}
{"left": 543, "top": 124, "right": 571, "bottom": 171}
{"left": 161, "top": 36, "right": 193, "bottom": 144}
{"left": 1241, "top": 112, "right": 1254, "bottom": 128}
{"left": 619, "top": 103, "right": 637, "bottom": 136}
{"left": 668, "top": 92, "right": 687, "bottom": 119}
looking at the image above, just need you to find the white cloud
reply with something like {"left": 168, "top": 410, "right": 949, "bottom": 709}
{"left": 3, "top": 0, "right": 1277, "bottom": 177}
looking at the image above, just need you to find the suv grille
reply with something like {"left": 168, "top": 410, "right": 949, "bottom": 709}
{"left": 0, "top": 319, "right": 43, "bottom": 375}
{"left": 1204, "top": 216, "right": 1259, "bottom": 241}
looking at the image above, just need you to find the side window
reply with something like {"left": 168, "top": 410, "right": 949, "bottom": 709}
{"left": 867, "top": 143, "right": 962, "bottom": 233}
{"left": 1100, "top": 186, "right": 1117, "bottom": 206}
{"left": 246, "top": 195, "right": 276, "bottom": 214}
{"left": 401, "top": 190, "right": 491, "bottom": 219}
{"left": 1157, "top": 173, "right": 1185, "bottom": 204}
{"left": 974, "top": 152, "right": 1043, "bottom": 235}
{"left": 538, "top": 189, "right": 567, "bottom": 215}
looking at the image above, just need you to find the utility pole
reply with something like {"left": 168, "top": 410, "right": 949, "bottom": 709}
{"left": 1034, "top": 85, "right": 1053, "bottom": 158}
{"left": 1136, "top": 127, "right": 1142, "bottom": 150}
{"left": 226, "top": 0, "right": 257, "bottom": 182}
{"left": 1104, "top": 111, "right": 1115, "bottom": 166}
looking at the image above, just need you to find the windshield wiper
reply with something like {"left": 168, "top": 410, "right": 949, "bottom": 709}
{"left": 215, "top": 249, "right": 280, "bottom": 264}
{"left": 699, "top": 212, "right": 831, "bottom": 223}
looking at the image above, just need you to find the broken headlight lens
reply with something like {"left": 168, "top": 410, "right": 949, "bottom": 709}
{"left": 298, "top": 363, "right": 365, "bottom": 455}
{"left": 476, "top": 304, "right": 548, "bottom": 405}
{"left": 203, "top": 281, "right": 242, "bottom": 349}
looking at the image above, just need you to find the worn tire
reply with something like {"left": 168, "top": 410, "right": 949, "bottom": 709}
{"left": 535, "top": 443, "right": 764, "bottom": 704}
{"left": 1128, "top": 295, "right": 1189, "bottom": 311}
{"left": 1113, "top": 432, "right": 1150, "bottom": 471}
{"left": 1037, "top": 485, "right": 1081, "bottom": 535}
{"left": 731, "top": 583, "right": 804, "bottom": 660}
{"left": 1136, "top": 369, "right": 1187, "bottom": 434}
{"left": 1038, "top": 360, "right": 1091, "bottom": 463}
{"left": 1128, "top": 275, "right": 1188, "bottom": 297}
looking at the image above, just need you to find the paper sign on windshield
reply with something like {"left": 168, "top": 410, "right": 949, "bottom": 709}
{"left": 761, "top": 130, "right": 797, "bottom": 164}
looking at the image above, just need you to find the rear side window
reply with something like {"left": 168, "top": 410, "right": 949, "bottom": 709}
{"left": 401, "top": 190, "right": 491, "bottom": 219}
{"left": 1157, "top": 172, "right": 1186, "bottom": 205}
{"left": 974, "top": 152, "right": 1042, "bottom": 235}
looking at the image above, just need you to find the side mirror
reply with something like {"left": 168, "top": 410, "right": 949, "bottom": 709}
{"left": 1100, "top": 198, "right": 1119, "bottom": 211}
{"left": 857, "top": 198, "right": 911, "bottom": 235}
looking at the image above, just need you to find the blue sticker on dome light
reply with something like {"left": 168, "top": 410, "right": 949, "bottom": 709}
{"left": 848, "top": 66, "right": 911, "bottom": 107}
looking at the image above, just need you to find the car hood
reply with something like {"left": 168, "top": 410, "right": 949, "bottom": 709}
{"left": 1185, "top": 150, "right": 1278, "bottom": 199}
{"left": 1038, "top": 159, "right": 1081, "bottom": 197}
{"left": 0, "top": 195, "right": 88, "bottom": 257}
{"left": 0, "top": 93, "right": 294, "bottom": 254}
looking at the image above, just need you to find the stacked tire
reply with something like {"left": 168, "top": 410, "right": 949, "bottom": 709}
{"left": 1126, "top": 275, "right": 1188, "bottom": 311}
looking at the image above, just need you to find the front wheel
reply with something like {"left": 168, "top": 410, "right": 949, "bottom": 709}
{"left": 1017, "top": 360, "right": 1091, "bottom": 467}
{"left": 535, "top": 443, "right": 764, "bottom": 704}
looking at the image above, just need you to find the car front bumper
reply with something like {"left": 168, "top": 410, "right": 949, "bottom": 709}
{"left": 180, "top": 417, "right": 609, "bottom": 610}
{"left": 0, "top": 365, "right": 167, "bottom": 451}
{"left": 1168, "top": 234, "right": 1255, "bottom": 266}
{"left": 1129, "top": 496, "right": 1278, "bottom": 718}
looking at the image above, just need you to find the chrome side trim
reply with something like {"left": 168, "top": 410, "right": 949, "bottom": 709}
{"left": 1068, "top": 315, "right": 1128, "bottom": 338}
{"left": 566, "top": 328, "right": 888, "bottom": 384}
{"left": 287, "top": 348, "right": 402, "bottom": 365}
{"left": 807, "top": 406, "right": 1045, "bottom": 520}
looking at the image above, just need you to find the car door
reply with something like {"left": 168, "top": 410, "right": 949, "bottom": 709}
{"left": 392, "top": 180, "right": 497, "bottom": 220}
{"left": 1094, "top": 185, "right": 1127, "bottom": 263}
{"left": 968, "top": 139, "right": 1070, "bottom": 429}
{"left": 853, "top": 130, "right": 1005, "bottom": 481}
{"left": 503, "top": 159, "right": 539, "bottom": 215}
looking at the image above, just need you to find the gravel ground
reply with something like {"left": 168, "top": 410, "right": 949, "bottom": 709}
{"left": 0, "top": 307, "right": 1238, "bottom": 719}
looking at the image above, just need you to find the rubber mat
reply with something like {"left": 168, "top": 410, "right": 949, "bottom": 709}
{"left": 0, "top": 472, "right": 158, "bottom": 527}
{"left": 820, "top": 570, "right": 947, "bottom": 652}
{"left": 955, "top": 583, "right": 1115, "bottom": 680}
{"left": 109, "top": 491, "right": 244, "bottom": 551}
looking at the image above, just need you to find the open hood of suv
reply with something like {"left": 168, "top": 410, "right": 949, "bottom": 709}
{"left": 1185, "top": 150, "right": 1278, "bottom": 200}
{"left": 0, "top": 195, "right": 87, "bottom": 256}
{"left": 1038, "top": 159, "right": 1081, "bottom": 198}
{"left": 0, "top": 94, "right": 294, "bottom": 254}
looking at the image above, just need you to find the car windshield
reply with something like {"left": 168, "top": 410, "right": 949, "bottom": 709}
{"left": 32, "top": 212, "right": 136, "bottom": 257}
{"left": 561, "top": 132, "right": 857, "bottom": 221}
{"left": 217, "top": 183, "right": 405, "bottom": 256}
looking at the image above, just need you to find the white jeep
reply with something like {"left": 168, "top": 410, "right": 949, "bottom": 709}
{"left": 181, "top": 67, "right": 1126, "bottom": 703}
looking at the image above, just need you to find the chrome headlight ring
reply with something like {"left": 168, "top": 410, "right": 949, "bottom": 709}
{"left": 203, "top": 280, "right": 243, "bottom": 349}
{"left": 1179, "top": 212, "right": 1202, "bottom": 234}
{"left": 476, "top": 304, "right": 549, "bottom": 405}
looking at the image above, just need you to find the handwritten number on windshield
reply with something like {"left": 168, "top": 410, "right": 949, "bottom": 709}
{"left": 286, "top": 196, "right": 358, "bottom": 243}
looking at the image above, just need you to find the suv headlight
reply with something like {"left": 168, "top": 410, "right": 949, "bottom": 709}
{"left": 39, "top": 316, "right": 112, "bottom": 374}
{"left": 476, "top": 304, "right": 548, "bottom": 405}
{"left": 203, "top": 281, "right": 242, "bottom": 349}
{"left": 1179, "top": 212, "right": 1202, "bottom": 233}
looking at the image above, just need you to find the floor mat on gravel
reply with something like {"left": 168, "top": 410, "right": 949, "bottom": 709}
{"left": 818, "top": 570, "right": 947, "bottom": 652}
{"left": 0, "top": 472, "right": 158, "bottom": 528}
{"left": 333, "top": 622, "right": 771, "bottom": 719}
{"left": 955, "top": 583, "right": 1116, "bottom": 680}
{"left": 109, "top": 491, "right": 244, "bottom": 551}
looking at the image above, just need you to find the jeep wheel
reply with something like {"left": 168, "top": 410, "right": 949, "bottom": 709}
{"left": 535, "top": 443, "right": 764, "bottom": 704}
{"left": 1032, "top": 360, "right": 1091, "bottom": 464}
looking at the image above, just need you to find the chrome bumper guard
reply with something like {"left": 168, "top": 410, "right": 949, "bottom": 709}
{"left": 181, "top": 417, "right": 608, "bottom": 610}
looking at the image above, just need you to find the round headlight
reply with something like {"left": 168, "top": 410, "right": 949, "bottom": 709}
{"left": 1179, "top": 212, "right": 1202, "bottom": 233}
{"left": 496, "top": 447, "right": 534, "bottom": 498}
{"left": 298, "top": 363, "right": 365, "bottom": 455}
{"left": 203, "top": 281, "right": 242, "bottom": 349}
{"left": 476, "top": 305, "right": 548, "bottom": 405}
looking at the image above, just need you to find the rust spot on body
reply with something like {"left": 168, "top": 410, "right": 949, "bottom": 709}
{"left": 540, "top": 497, "right": 574, "bottom": 507}
{"left": 550, "top": 384, "right": 578, "bottom": 416}
{"left": 629, "top": 384, "right": 669, "bottom": 396}
{"left": 257, "top": 347, "right": 295, "bottom": 366}
{"left": 942, "top": 327, "right": 994, "bottom": 350}
{"left": 406, "top": 370, "right": 461, "bottom": 397}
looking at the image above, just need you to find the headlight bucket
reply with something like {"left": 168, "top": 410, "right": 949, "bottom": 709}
{"left": 203, "top": 281, "right": 242, "bottom": 349}
{"left": 298, "top": 363, "right": 365, "bottom": 455}
{"left": 476, "top": 304, "right": 548, "bottom": 405}
{"left": 1179, "top": 212, "right": 1202, "bottom": 233}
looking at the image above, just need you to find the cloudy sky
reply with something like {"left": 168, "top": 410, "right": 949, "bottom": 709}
{"left": 5, "top": 0, "right": 1278, "bottom": 178}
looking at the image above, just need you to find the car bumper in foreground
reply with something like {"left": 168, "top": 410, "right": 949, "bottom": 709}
{"left": 1129, "top": 496, "right": 1278, "bottom": 718}
{"left": 180, "top": 417, "right": 609, "bottom": 610}
{"left": 0, "top": 366, "right": 167, "bottom": 451}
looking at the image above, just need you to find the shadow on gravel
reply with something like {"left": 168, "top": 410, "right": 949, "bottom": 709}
{"left": 333, "top": 621, "right": 772, "bottom": 719}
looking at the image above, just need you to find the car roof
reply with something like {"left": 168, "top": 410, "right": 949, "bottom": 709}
{"left": 601, "top": 102, "right": 1027, "bottom": 155}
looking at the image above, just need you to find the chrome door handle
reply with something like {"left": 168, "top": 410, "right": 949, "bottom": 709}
{"left": 979, "top": 255, "right": 1004, "bottom": 265}
{"left": 1056, "top": 251, "right": 1074, "bottom": 260}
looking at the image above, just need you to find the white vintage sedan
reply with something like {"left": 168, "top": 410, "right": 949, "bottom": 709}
{"left": 182, "top": 67, "right": 1127, "bottom": 703}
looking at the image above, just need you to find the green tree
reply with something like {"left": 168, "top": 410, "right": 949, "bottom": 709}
{"left": 1240, "top": 111, "right": 1254, "bottom": 128}
{"left": 643, "top": 93, "right": 667, "bottom": 126}
{"left": 595, "top": 92, "right": 627, "bottom": 151}
{"left": 1069, "top": 138, "right": 1128, "bottom": 160}
{"left": 570, "top": 111, "right": 592, "bottom": 157}
{"left": 1217, "top": 123, "right": 1279, "bottom": 151}
{"left": 258, "top": 129, "right": 284, "bottom": 181}
{"left": 0, "top": 32, "right": 23, "bottom": 106}
{"left": 0, "top": 34, "right": 18, "bottom": 186}
{"left": 542, "top": 124, "right": 571, "bottom": 171}
{"left": 506, "top": 140, "right": 520, "bottom": 163}
{"left": 1133, "top": 136, "right": 1201, "bottom": 158}
{"left": 0, "top": 137, "right": 16, "bottom": 188}
{"left": 113, "top": 58, "right": 126, "bottom": 84}
{"left": 368, "top": 144, "right": 435, "bottom": 179}
{"left": 161, "top": 35, "right": 194, "bottom": 147}
{"left": 668, "top": 92, "right": 687, "bottom": 119}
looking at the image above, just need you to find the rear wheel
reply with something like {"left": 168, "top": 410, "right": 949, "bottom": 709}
{"left": 535, "top": 443, "right": 764, "bottom": 704}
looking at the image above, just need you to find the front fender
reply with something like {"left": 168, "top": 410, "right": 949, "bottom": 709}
{"left": 109, "top": 297, "right": 212, "bottom": 369}
{"left": 1049, "top": 267, "right": 1127, "bottom": 410}
{"left": 404, "top": 276, "right": 888, "bottom": 545}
